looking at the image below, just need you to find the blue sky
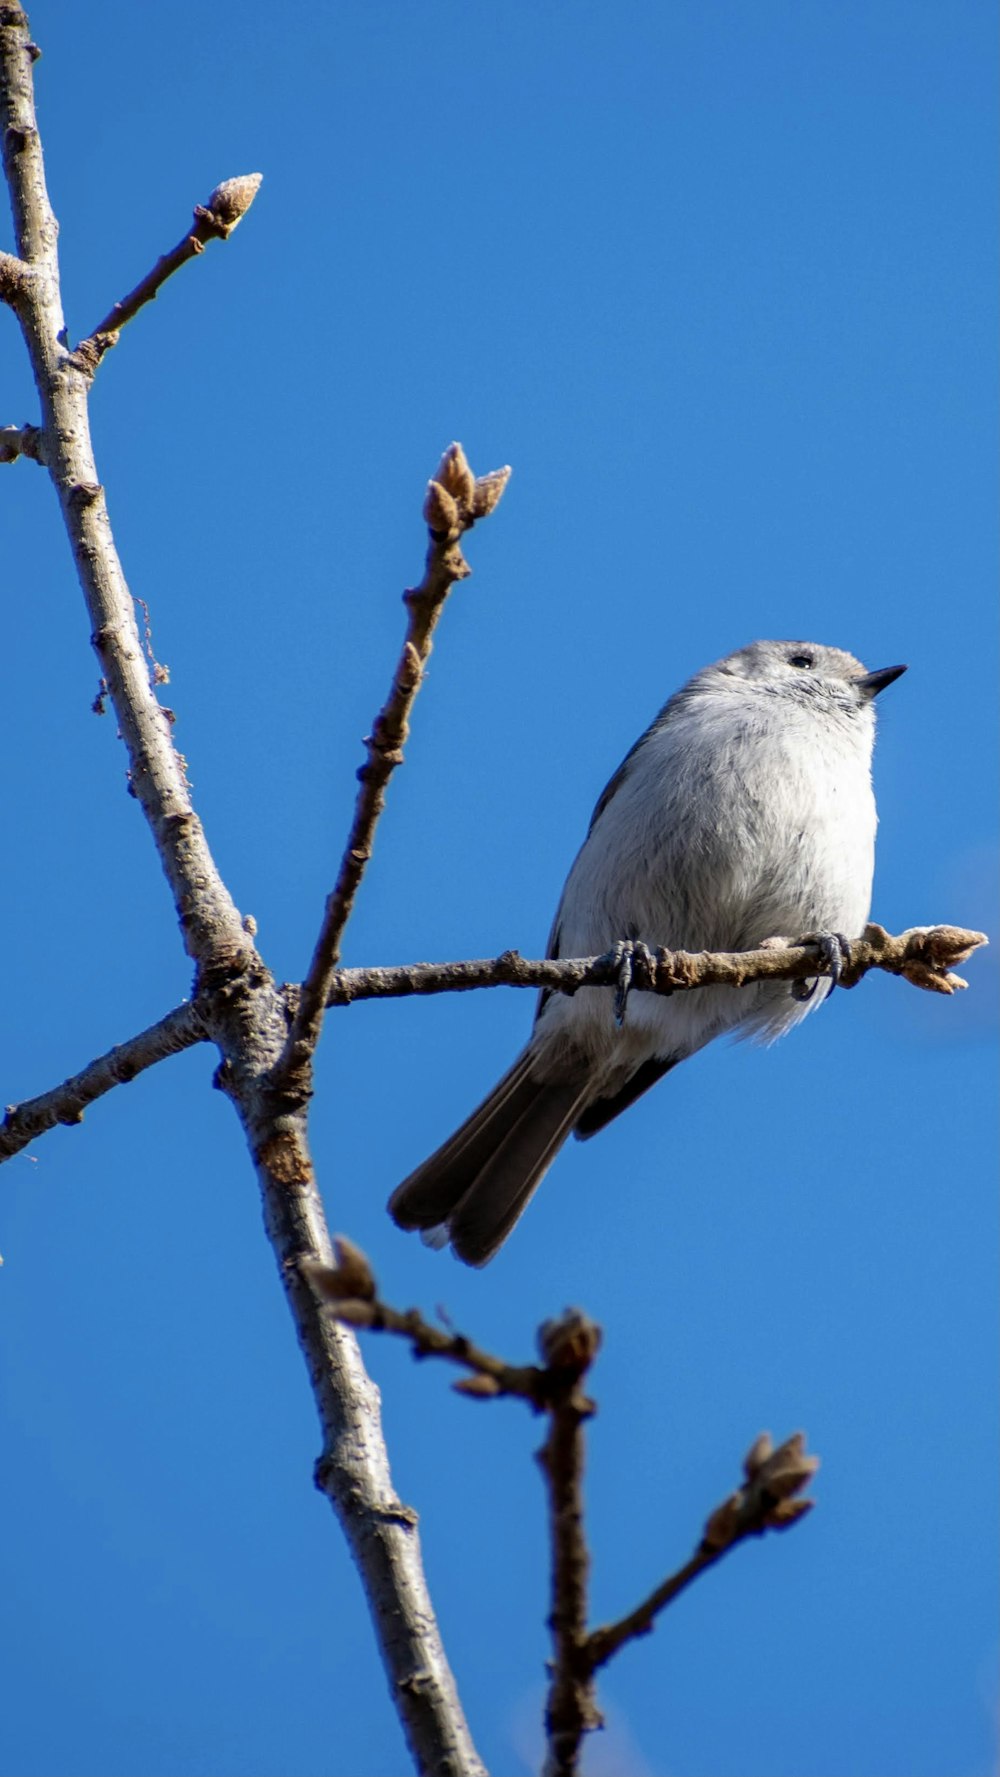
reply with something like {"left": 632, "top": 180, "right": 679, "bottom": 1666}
{"left": 0, "top": 4, "right": 996, "bottom": 1775}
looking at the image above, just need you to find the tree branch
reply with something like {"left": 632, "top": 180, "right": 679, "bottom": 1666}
{"left": 71, "top": 174, "right": 262, "bottom": 372}
{"left": 0, "top": 8, "right": 255, "bottom": 980}
{"left": 586, "top": 1432, "right": 818, "bottom": 1671}
{"left": 323, "top": 923, "right": 988, "bottom": 1007}
{"left": 1, "top": 15, "right": 485, "bottom": 1771}
{"left": 310, "top": 1252, "right": 819, "bottom": 1777}
{"left": 0, "top": 999, "right": 209, "bottom": 1161}
{"left": 536, "top": 1312, "right": 604, "bottom": 1777}
{"left": 275, "top": 444, "right": 511, "bottom": 1104}
{"left": 0, "top": 419, "right": 43, "bottom": 462}
{"left": 1, "top": 921, "right": 985, "bottom": 1171}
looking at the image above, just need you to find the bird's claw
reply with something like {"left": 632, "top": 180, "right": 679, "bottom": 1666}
{"left": 611, "top": 939, "right": 654, "bottom": 1026}
{"left": 792, "top": 932, "right": 852, "bottom": 1002}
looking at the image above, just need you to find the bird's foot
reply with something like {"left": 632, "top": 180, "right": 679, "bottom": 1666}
{"left": 793, "top": 932, "right": 853, "bottom": 1002}
{"left": 609, "top": 939, "right": 655, "bottom": 1027}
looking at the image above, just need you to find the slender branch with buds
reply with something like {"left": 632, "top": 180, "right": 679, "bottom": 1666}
{"left": 72, "top": 174, "right": 263, "bottom": 371}
{"left": 306, "top": 1241, "right": 820, "bottom": 1777}
{"left": 275, "top": 443, "right": 511, "bottom": 1102}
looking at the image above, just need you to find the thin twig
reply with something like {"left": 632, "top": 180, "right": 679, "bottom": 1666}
{"left": 302, "top": 1241, "right": 555, "bottom": 1407}
{"left": 0, "top": 999, "right": 209, "bottom": 1161}
{"left": 586, "top": 1432, "right": 819, "bottom": 1670}
{"left": 275, "top": 444, "right": 511, "bottom": 1101}
{"left": 324, "top": 923, "right": 988, "bottom": 1006}
{"left": 71, "top": 175, "right": 262, "bottom": 371}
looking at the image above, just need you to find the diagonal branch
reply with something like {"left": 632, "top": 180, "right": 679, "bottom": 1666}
{"left": 586, "top": 1432, "right": 818, "bottom": 1673}
{"left": 274, "top": 443, "right": 510, "bottom": 1101}
{"left": 0, "top": 8, "right": 254, "bottom": 980}
{"left": 302, "top": 1238, "right": 555, "bottom": 1407}
{"left": 71, "top": 175, "right": 262, "bottom": 372}
{"left": 0, "top": 999, "right": 209, "bottom": 1161}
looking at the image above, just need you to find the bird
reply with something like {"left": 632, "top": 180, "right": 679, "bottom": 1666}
{"left": 388, "top": 640, "right": 906, "bottom": 1265}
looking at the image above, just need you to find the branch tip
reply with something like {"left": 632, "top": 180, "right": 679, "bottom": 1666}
{"left": 274, "top": 443, "right": 512, "bottom": 1093}
{"left": 537, "top": 1308, "right": 603, "bottom": 1381}
{"left": 472, "top": 463, "right": 511, "bottom": 518}
{"left": 203, "top": 171, "right": 263, "bottom": 236}
{"left": 702, "top": 1430, "right": 819, "bottom": 1552}
{"left": 434, "top": 441, "right": 476, "bottom": 506}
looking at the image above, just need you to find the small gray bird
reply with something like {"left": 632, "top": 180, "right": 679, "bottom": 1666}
{"left": 389, "top": 641, "right": 905, "bottom": 1265}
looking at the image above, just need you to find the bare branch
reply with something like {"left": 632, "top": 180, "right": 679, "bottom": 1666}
{"left": 537, "top": 1312, "right": 604, "bottom": 1777}
{"left": 303, "top": 1241, "right": 555, "bottom": 1408}
{"left": 1, "top": 19, "right": 484, "bottom": 1771}
{"left": 586, "top": 1432, "right": 819, "bottom": 1671}
{"left": 324, "top": 923, "right": 988, "bottom": 1008}
{"left": 276, "top": 443, "right": 512, "bottom": 1099}
{"left": 71, "top": 174, "right": 263, "bottom": 371}
{"left": 4, "top": 919, "right": 984, "bottom": 1170}
{"left": 0, "top": 419, "right": 43, "bottom": 462}
{"left": 0, "top": 9, "right": 255, "bottom": 979}
{"left": 316, "top": 1262, "right": 819, "bottom": 1777}
{"left": 0, "top": 999, "right": 209, "bottom": 1162}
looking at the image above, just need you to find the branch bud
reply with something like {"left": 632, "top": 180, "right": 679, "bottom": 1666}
{"left": 434, "top": 442, "right": 475, "bottom": 507}
{"left": 752, "top": 1431, "right": 819, "bottom": 1500}
{"left": 453, "top": 1373, "right": 502, "bottom": 1400}
{"left": 537, "top": 1307, "right": 602, "bottom": 1378}
{"left": 423, "top": 478, "right": 460, "bottom": 534}
{"left": 332, "top": 1298, "right": 378, "bottom": 1329}
{"left": 204, "top": 173, "right": 263, "bottom": 237}
{"left": 743, "top": 1431, "right": 773, "bottom": 1480}
{"left": 299, "top": 1236, "right": 377, "bottom": 1304}
{"left": 471, "top": 465, "right": 511, "bottom": 519}
{"left": 764, "top": 1497, "right": 814, "bottom": 1531}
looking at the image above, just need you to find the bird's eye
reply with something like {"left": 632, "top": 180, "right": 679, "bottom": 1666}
{"left": 788, "top": 652, "right": 814, "bottom": 669}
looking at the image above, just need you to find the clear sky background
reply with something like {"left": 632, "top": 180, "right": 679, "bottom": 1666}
{"left": 0, "top": 5, "right": 996, "bottom": 1776}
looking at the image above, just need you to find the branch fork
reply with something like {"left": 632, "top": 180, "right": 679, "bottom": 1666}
{"left": 306, "top": 1243, "right": 820, "bottom": 1777}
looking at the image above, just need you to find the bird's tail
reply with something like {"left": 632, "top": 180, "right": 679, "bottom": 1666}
{"left": 388, "top": 1049, "right": 589, "bottom": 1266}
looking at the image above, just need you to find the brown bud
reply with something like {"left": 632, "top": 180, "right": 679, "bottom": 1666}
{"left": 471, "top": 465, "right": 512, "bottom": 518}
{"left": 537, "top": 1308, "right": 602, "bottom": 1376}
{"left": 765, "top": 1498, "right": 814, "bottom": 1531}
{"left": 331, "top": 1235, "right": 377, "bottom": 1301}
{"left": 453, "top": 1373, "right": 502, "bottom": 1400}
{"left": 434, "top": 442, "right": 476, "bottom": 507}
{"left": 755, "top": 1432, "right": 819, "bottom": 1498}
{"left": 299, "top": 1238, "right": 377, "bottom": 1305}
{"left": 423, "top": 478, "right": 460, "bottom": 534}
{"left": 205, "top": 173, "right": 263, "bottom": 235}
{"left": 702, "top": 1494, "right": 741, "bottom": 1551}
{"left": 332, "top": 1299, "right": 378, "bottom": 1329}
{"left": 743, "top": 1432, "right": 773, "bottom": 1479}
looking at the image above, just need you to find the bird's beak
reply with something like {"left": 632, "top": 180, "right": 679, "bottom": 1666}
{"left": 856, "top": 663, "right": 907, "bottom": 699}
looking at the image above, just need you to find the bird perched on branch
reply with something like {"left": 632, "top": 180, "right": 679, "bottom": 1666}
{"left": 389, "top": 641, "right": 905, "bottom": 1265}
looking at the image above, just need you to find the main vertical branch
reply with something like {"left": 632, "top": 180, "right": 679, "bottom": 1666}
{"left": 0, "top": 10, "right": 485, "bottom": 1771}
